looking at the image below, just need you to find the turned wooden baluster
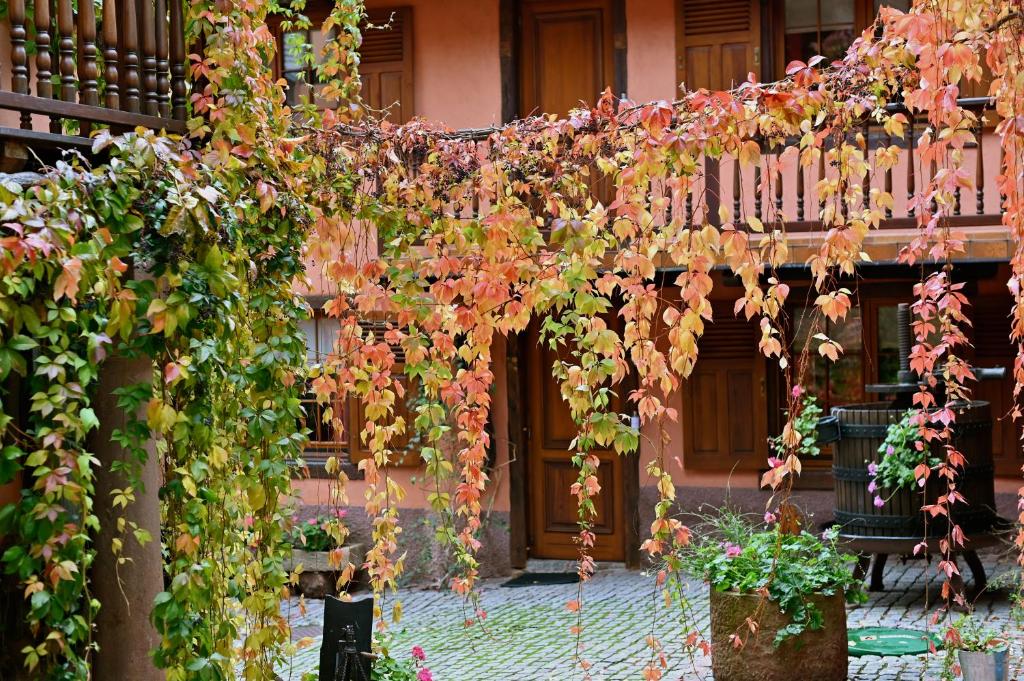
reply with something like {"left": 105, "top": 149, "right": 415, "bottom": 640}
{"left": 774, "top": 152, "right": 783, "bottom": 219}
{"left": 685, "top": 180, "right": 693, "bottom": 224}
{"left": 732, "top": 155, "right": 741, "bottom": 220}
{"left": 57, "top": 0, "right": 77, "bottom": 102}
{"left": 170, "top": 0, "right": 187, "bottom": 120}
{"left": 754, "top": 151, "right": 762, "bottom": 221}
{"left": 156, "top": 0, "right": 170, "bottom": 118}
{"left": 976, "top": 121, "right": 986, "bottom": 215}
{"left": 863, "top": 119, "right": 872, "bottom": 213}
{"left": 120, "top": 0, "right": 142, "bottom": 112}
{"left": 77, "top": 0, "right": 99, "bottom": 136}
{"left": 818, "top": 147, "right": 826, "bottom": 221}
{"left": 9, "top": 0, "right": 30, "bottom": 128}
{"left": 883, "top": 127, "right": 894, "bottom": 219}
{"left": 796, "top": 155, "right": 805, "bottom": 221}
{"left": 139, "top": 0, "right": 159, "bottom": 115}
{"left": 906, "top": 114, "right": 916, "bottom": 218}
{"left": 102, "top": 0, "right": 120, "bottom": 110}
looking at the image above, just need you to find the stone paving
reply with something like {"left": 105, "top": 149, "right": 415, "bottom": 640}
{"left": 275, "top": 550, "right": 1023, "bottom": 680}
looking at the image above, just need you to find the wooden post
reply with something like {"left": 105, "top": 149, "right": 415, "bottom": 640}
{"left": 91, "top": 356, "right": 164, "bottom": 681}
{"left": 102, "top": 0, "right": 121, "bottom": 111}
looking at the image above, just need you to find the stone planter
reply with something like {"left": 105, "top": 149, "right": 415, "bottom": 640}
{"left": 709, "top": 589, "right": 848, "bottom": 681}
{"left": 283, "top": 544, "right": 364, "bottom": 598}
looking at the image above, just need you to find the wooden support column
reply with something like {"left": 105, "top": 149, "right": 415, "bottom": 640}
{"left": 91, "top": 356, "right": 164, "bottom": 681}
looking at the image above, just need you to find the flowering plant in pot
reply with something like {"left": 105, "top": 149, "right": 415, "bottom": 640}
{"left": 680, "top": 511, "right": 866, "bottom": 681}
{"left": 942, "top": 614, "right": 1010, "bottom": 681}
{"left": 371, "top": 638, "right": 434, "bottom": 681}
{"left": 867, "top": 409, "right": 940, "bottom": 507}
{"left": 284, "top": 509, "right": 365, "bottom": 597}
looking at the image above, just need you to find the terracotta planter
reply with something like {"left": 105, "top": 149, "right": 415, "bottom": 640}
{"left": 283, "top": 544, "right": 365, "bottom": 598}
{"left": 709, "top": 589, "right": 848, "bottom": 681}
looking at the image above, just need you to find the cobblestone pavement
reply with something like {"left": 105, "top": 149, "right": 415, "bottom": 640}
{"left": 275, "top": 550, "right": 1022, "bottom": 681}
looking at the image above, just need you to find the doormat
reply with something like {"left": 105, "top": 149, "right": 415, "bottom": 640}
{"left": 500, "top": 572, "right": 580, "bottom": 588}
{"left": 848, "top": 627, "right": 942, "bottom": 657}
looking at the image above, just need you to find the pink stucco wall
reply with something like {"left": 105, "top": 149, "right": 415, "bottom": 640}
{"left": 625, "top": 0, "right": 678, "bottom": 103}
{"left": 367, "top": 0, "right": 503, "bottom": 128}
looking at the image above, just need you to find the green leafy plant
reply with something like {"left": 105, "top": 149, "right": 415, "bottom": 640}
{"left": 289, "top": 511, "right": 349, "bottom": 552}
{"left": 680, "top": 510, "right": 866, "bottom": 645}
{"left": 371, "top": 636, "right": 432, "bottom": 681}
{"left": 868, "top": 410, "right": 940, "bottom": 506}
{"left": 772, "top": 393, "right": 823, "bottom": 458}
{"left": 940, "top": 613, "right": 1010, "bottom": 681}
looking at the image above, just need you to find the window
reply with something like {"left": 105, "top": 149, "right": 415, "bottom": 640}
{"left": 783, "top": 0, "right": 856, "bottom": 66}
{"left": 274, "top": 5, "right": 414, "bottom": 122}
{"left": 298, "top": 314, "right": 418, "bottom": 467}
{"left": 782, "top": 0, "right": 911, "bottom": 71}
{"left": 792, "top": 306, "right": 864, "bottom": 411}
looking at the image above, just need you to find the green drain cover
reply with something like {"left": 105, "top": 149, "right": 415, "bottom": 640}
{"left": 848, "top": 627, "right": 942, "bottom": 657}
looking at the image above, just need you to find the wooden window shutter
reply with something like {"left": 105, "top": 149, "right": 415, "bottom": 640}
{"left": 360, "top": 7, "right": 415, "bottom": 124}
{"left": 675, "top": 0, "right": 760, "bottom": 91}
{"left": 349, "top": 319, "right": 420, "bottom": 467}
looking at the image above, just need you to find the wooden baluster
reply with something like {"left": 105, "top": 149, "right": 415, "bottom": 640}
{"left": 34, "top": 0, "right": 57, "bottom": 132}
{"left": 818, "top": 148, "right": 826, "bottom": 220}
{"left": 976, "top": 122, "right": 985, "bottom": 215}
{"left": 884, "top": 128, "right": 894, "bottom": 219}
{"left": 77, "top": 0, "right": 99, "bottom": 136}
{"left": 774, "top": 153, "right": 783, "bottom": 219}
{"left": 906, "top": 114, "right": 916, "bottom": 218}
{"left": 863, "top": 119, "right": 872, "bottom": 213}
{"left": 57, "top": 0, "right": 77, "bottom": 102}
{"left": 121, "top": 0, "right": 142, "bottom": 112}
{"left": 754, "top": 154, "right": 762, "bottom": 221}
{"left": 796, "top": 154, "right": 805, "bottom": 221}
{"left": 156, "top": 0, "right": 170, "bottom": 118}
{"left": 9, "top": 0, "right": 31, "bottom": 128}
{"left": 102, "top": 0, "right": 120, "bottom": 110}
{"left": 732, "top": 155, "right": 741, "bottom": 220}
{"left": 685, "top": 180, "right": 693, "bottom": 225}
{"left": 169, "top": 0, "right": 187, "bottom": 120}
{"left": 139, "top": 0, "right": 159, "bottom": 115}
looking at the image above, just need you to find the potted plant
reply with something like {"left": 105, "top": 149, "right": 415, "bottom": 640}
{"left": 371, "top": 638, "right": 434, "bottom": 681}
{"left": 680, "top": 511, "right": 866, "bottom": 681}
{"left": 867, "top": 409, "right": 940, "bottom": 508}
{"left": 943, "top": 614, "right": 1010, "bottom": 681}
{"left": 283, "top": 509, "right": 364, "bottom": 598}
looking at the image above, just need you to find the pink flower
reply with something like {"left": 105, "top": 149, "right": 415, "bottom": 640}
{"left": 723, "top": 543, "right": 742, "bottom": 558}
{"left": 867, "top": 462, "right": 878, "bottom": 476}
{"left": 417, "top": 668, "right": 433, "bottom": 681}
{"left": 767, "top": 457, "right": 783, "bottom": 469}
{"left": 791, "top": 385, "right": 804, "bottom": 399}
{"left": 307, "top": 518, "right": 317, "bottom": 525}
{"left": 873, "top": 496, "right": 885, "bottom": 508}
{"left": 411, "top": 646, "right": 426, "bottom": 662}
{"left": 885, "top": 445, "right": 895, "bottom": 456}
{"left": 243, "top": 515, "right": 254, "bottom": 528}
{"left": 334, "top": 508, "right": 348, "bottom": 519}
{"left": 764, "top": 512, "right": 777, "bottom": 525}
{"left": 867, "top": 481, "right": 877, "bottom": 493}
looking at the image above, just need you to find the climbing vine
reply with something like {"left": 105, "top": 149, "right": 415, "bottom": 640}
{"left": 1, "top": 0, "right": 1023, "bottom": 679}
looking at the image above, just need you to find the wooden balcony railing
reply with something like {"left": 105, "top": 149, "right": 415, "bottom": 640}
{"left": 1, "top": 0, "right": 187, "bottom": 143}
{"left": 694, "top": 97, "right": 1001, "bottom": 234}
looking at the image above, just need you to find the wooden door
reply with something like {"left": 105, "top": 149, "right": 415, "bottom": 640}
{"left": 526, "top": 324, "right": 625, "bottom": 560}
{"left": 519, "top": 0, "right": 615, "bottom": 118}
{"left": 676, "top": 0, "right": 760, "bottom": 91}
{"left": 682, "top": 308, "right": 767, "bottom": 469}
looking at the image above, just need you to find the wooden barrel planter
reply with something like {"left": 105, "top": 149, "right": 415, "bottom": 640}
{"left": 831, "top": 400, "right": 998, "bottom": 539}
{"left": 830, "top": 400, "right": 1002, "bottom": 591}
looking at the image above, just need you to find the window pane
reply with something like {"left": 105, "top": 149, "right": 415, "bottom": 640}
{"left": 317, "top": 316, "right": 340, "bottom": 361}
{"left": 876, "top": 305, "right": 901, "bottom": 384}
{"left": 792, "top": 307, "right": 829, "bottom": 404}
{"left": 299, "top": 318, "right": 317, "bottom": 363}
{"left": 874, "top": 0, "right": 911, "bottom": 12}
{"left": 283, "top": 31, "right": 310, "bottom": 72}
{"left": 828, "top": 308, "right": 862, "bottom": 406}
{"left": 784, "top": 0, "right": 856, "bottom": 65}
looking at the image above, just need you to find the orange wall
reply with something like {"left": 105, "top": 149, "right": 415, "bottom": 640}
{"left": 625, "top": 0, "right": 678, "bottom": 103}
{"left": 367, "top": 0, "right": 503, "bottom": 128}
